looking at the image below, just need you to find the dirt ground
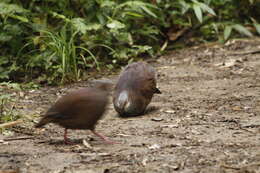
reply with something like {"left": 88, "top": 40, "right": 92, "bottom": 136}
{"left": 0, "top": 38, "right": 260, "bottom": 173}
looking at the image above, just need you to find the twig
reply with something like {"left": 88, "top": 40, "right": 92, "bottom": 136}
{"left": 220, "top": 164, "right": 241, "bottom": 170}
{"left": 221, "top": 162, "right": 260, "bottom": 170}
{"left": 0, "top": 119, "right": 23, "bottom": 129}
{"left": 1, "top": 136, "right": 34, "bottom": 142}
{"left": 227, "top": 49, "right": 260, "bottom": 56}
{"left": 0, "top": 169, "right": 19, "bottom": 173}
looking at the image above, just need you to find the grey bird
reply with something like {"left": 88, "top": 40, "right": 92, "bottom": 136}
{"left": 113, "top": 61, "right": 161, "bottom": 117}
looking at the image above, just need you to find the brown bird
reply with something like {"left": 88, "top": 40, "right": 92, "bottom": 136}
{"left": 113, "top": 61, "right": 161, "bottom": 117}
{"left": 35, "top": 80, "right": 116, "bottom": 144}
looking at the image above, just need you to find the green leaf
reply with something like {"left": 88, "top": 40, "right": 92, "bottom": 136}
{"left": 0, "top": 33, "right": 12, "bottom": 42}
{"left": 124, "top": 11, "right": 144, "bottom": 18}
{"left": 232, "top": 24, "right": 253, "bottom": 37}
{"left": 253, "top": 23, "right": 260, "bottom": 35}
{"left": 85, "top": 24, "right": 102, "bottom": 31}
{"left": 224, "top": 25, "right": 232, "bottom": 40}
{"left": 116, "top": 1, "right": 158, "bottom": 18}
{"left": 0, "top": 72, "right": 9, "bottom": 80}
{"left": 107, "top": 20, "right": 125, "bottom": 29}
{"left": 179, "top": 1, "right": 190, "bottom": 14}
{"left": 0, "top": 2, "right": 28, "bottom": 15}
{"left": 71, "top": 18, "right": 88, "bottom": 34}
{"left": 140, "top": 5, "right": 157, "bottom": 18}
{"left": 196, "top": 1, "right": 216, "bottom": 16}
{"left": 193, "top": 3, "right": 202, "bottom": 23}
{"left": 8, "top": 14, "right": 28, "bottom": 22}
{"left": 211, "top": 23, "right": 219, "bottom": 34}
{"left": 50, "top": 12, "right": 70, "bottom": 23}
{"left": 100, "top": 0, "right": 116, "bottom": 8}
{"left": 132, "top": 45, "right": 152, "bottom": 52}
{"left": 0, "top": 94, "right": 12, "bottom": 100}
{"left": 0, "top": 82, "right": 21, "bottom": 90}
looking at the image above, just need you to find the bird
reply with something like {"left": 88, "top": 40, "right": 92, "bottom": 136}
{"left": 35, "top": 79, "right": 116, "bottom": 144}
{"left": 113, "top": 61, "right": 161, "bottom": 117}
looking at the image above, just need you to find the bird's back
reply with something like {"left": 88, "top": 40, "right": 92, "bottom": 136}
{"left": 116, "top": 62, "right": 156, "bottom": 90}
{"left": 113, "top": 61, "right": 161, "bottom": 116}
{"left": 35, "top": 87, "right": 109, "bottom": 130}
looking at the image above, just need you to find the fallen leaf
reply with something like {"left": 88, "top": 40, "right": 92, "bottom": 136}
{"left": 161, "top": 124, "right": 178, "bottom": 128}
{"left": 164, "top": 110, "right": 176, "bottom": 114}
{"left": 82, "top": 139, "right": 92, "bottom": 149}
{"left": 142, "top": 157, "right": 148, "bottom": 166}
{"left": 232, "top": 106, "right": 242, "bottom": 111}
{"left": 151, "top": 117, "right": 163, "bottom": 121}
{"left": 116, "top": 133, "right": 131, "bottom": 137}
{"left": 148, "top": 144, "right": 160, "bottom": 150}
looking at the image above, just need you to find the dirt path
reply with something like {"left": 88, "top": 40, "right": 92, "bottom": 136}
{"left": 1, "top": 39, "right": 260, "bottom": 173}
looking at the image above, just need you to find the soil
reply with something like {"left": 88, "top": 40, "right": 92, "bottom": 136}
{"left": 0, "top": 38, "right": 260, "bottom": 173}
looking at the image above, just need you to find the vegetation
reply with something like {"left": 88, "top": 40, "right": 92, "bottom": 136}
{"left": 0, "top": 0, "right": 259, "bottom": 84}
{"left": 0, "top": 82, "right": 21, "bottom": 124}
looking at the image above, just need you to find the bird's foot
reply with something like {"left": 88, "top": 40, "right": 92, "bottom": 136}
{"left": 64, "top": 139, "right": 74, "bottom": 145}
{"left": 91, "top": 130, "right": 119, "bottom": 144}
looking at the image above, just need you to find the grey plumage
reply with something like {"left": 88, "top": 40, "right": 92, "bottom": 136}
{"left": 113, "top": 61, "right": 161, "bottom": 117}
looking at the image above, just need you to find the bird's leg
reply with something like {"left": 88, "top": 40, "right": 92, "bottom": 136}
{"left": 64, "top": 128, "right": 73, "bottom": 145}
{"left": 91, "top": 130, "right": 118, "bottom": 144}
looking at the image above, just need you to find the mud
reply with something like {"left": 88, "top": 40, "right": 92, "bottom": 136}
{"left": 0, "top": 38, "right": 260, "bottom": 173}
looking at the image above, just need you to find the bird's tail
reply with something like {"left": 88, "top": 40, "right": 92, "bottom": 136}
{"left": 114, "top": 90, "right": 131, "bottom": 113}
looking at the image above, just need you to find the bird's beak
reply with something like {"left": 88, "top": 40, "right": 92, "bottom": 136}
{"left": 155, "top": 88, "right": 161, "bottom": 94}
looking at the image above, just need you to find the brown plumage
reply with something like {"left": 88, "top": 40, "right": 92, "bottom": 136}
{"left": 113, "top": 61, "right": 161, "bottom": 117}
{"left": 35, "top": 80, "right": 116, "bottom": 144}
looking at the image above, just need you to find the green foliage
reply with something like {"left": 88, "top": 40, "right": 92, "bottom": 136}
{"left": 0, "top": 0, "right": 259, "bottom": 84}
{"left": 38, "top": 26, "right": 98, "bottom": 84}
{"left": 253, "top": 23, "right": 260, "bottom": 35}
{"left": 200, "top": 0, "right": 259, "bottom": 42}
{"left": 0, "top": 82, "right": 21, "bottom": 124}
